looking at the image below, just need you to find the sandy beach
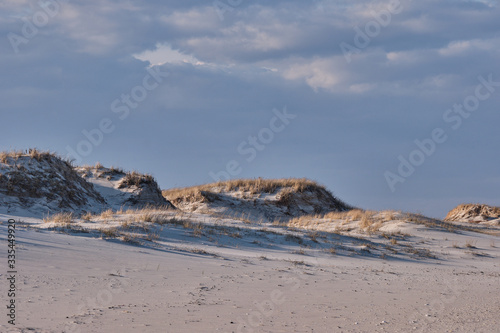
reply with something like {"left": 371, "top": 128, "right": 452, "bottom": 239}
{"left": 1, "top": 210, "right": 499, "bottom": 333}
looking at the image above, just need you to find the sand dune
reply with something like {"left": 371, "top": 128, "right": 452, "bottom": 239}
{"left": 0, "top": 151, "right": 499, "bottom": 332}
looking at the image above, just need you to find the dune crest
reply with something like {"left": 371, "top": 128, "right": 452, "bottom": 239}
{"left": 163, "top": 178, "right": 352, "bottom": 222}
{"left": 445, "top": 203, "right": 500, "bottom": 224}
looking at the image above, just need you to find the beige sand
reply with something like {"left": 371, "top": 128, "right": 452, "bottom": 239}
{"left": 1, "top": 211, "right": 499, "bottom": 333}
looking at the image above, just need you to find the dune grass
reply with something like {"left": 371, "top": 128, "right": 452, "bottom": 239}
{"left": 445, "top": 203, "right": 500, "bottom": 222}
{"left": 287, "top": 209, "right": 394, "bottom": 233}
{"left": 163, "top": 178, "right": 326, "bottom": 202}
{"left": 43, "top": 212, "right": 75, "bottom": 225}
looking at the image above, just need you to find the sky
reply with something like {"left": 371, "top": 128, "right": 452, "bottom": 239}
{"left": 1, "top": 0, "right": 499, "bottom": 218}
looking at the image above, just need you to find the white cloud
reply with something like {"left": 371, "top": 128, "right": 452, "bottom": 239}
{"left": 386, "top": 50, "right": 420, "bottom": 63}
{"left": 133, "top": 43, "right": 205, "bottom": 67}
{"left": 281, "top": 57, "right": 346, "bottom": 92}
{"left": 438, "top": 38, "right": 499, "bottom": 56}
{"left": 349, "top": 83, "right": 376, "bottom": 93}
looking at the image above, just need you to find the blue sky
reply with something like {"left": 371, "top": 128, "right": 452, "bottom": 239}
{"left": 1, "top": 0, "right": 499, "bottom": 218}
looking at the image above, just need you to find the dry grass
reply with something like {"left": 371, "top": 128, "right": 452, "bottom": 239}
{"left": 121, "top": 234, "right": 142, "bottom": 245}
{"left": 119, "top": 171, "right": 155, "bottom": 188}
{"left": 359, "top": 211, "right": 376, "bottom": 229}
{"left": 99, "top": 209, "right": 114, "bottom": 219}
{"left": 189, "top": 248, "right": 210, "bottom": 255}
{"left": 309, "top": 231, "right": 321, "bottom": 243}
{"left": 325, "top": 247, "right": 336, "bottom": 255}
{"left": 99, "top": 227, "right": 119, "bottom": 238}
{"left": 287, "top": 208, "right": 496, "bottom": 237}
{"left": 291, "top": 249, "right": 306, "bottom": 255}
{"left": 0, "top": 149, "right": 59, "bottom": 164}
{"left": 287, "top": 259, "right": 307, "bottom": 266}
{"left": 109, "top": 166, "right": 124, "bottom": 174}
{"left": 445, "top": 203, "right": 500, "bottom": 222}
{"left": 0, "top": 149, "right": 105, "bottom": 210}
{"left": 405, "top": 247, "right": 436, "bottom": 258}
{"left": 0, "top": 150, "right": 22, "bottom": 163}
{"left": 81, "top": 212, "right": 94, "bottom": 221}
{"left": 145, "top": 230, "right": 161, "bottom": 241}
{"left": 465, "top": 240, "right": 477, "bottom": 249}
{"left": 136, "top": 211, "right": 156, "bottom": 223}
{"left": 115, "top": 207, "right": 125, "bottom": 214}
{"left": 163, "top": 178, "right": 325, "bottom": 202}
{"left": 120, "top": 220, "right": 133, "bottom": 229}
{"left": 322, "top": 209, "right": 366, "bottom": 221}
{"left": 288, "top": 209, "right": 386, "bottom": 233}
{"left": 43, "top": 212, "right": 75, "bottom": 225}
{"left": 179, "top": 220, "right": 205, "bottom": 237}
{"left": 384, "top": 210, "right": 398, "bottom": 221}
{"left": 403, "top": 212, "right": 496, "bottom": 235}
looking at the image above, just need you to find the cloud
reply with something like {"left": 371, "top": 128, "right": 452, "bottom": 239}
{"left": 438, "top": 37, "right": 500, "bottom": 57}
{"left": 133, "top": 43, "right": 205, "bottom": 66}
{"left": 281, "top": 57, "right": 346, "bottom": 92}
{"left": 1, "top": 0, "right": 500, "bottom": 217}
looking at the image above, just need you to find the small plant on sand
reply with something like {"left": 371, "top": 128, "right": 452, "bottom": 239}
{"left": 465, "top": 240, "right": 477, "bottom": 249}
{"left": 119, "top": 171, "right": 155, "bottom": 188}
{"left": 43, "top": 212, "right": 75, "bottom": 225}
{"left": 81, "top": 212, "right": 94, "bottom": 221}
{"left": 189, "top": 248, "right": 209, "bottom": 255}
{"left": 291, "top": 249, "right": 306, "bottom": 255}
{"left": 99, "top": 227, "right": 119, "bottom": 238}
{"left": 145, "top": 230, "right": 161, "bottom": 241}
{"left": 99, "top": 209, "right": 114, "bottom": 219}
{"left": 121, "top": 234, "right": 142, "bottom": 245}
{"left": 327, "top": 247, "right": 336, "bottom": 255}
{"left": 289, "top": 260, "right": 306, "bottom": 266}
{"left": 384, "top": 210, "right": 397, "bottom": 221}
{"left": 359, "top": 212, "right": 376, "bottom": 229}
{"left": 115, "top": 206, "right": 125, "bottom": 215}
{"left": 309, "top": 231, "right": 321, "bottom": 243}
{"left": 181, "top": 220, "right": 204, "bottom": 237}
{"left": 138, "top": 211, "right": 155, "bottom": 222}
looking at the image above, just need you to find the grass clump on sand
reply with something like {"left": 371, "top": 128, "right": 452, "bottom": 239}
{"left": 119, "top": 171, "right": 155, "bottom": 188}
{"left": 287, "top": 209, "right": 386, "bottom": 233}
{"left": 444, "top": 203, "right": 500, "bottom": 222}
{"left": 43, "top": 212, "right": 75, "bottom": 225}
{"left": 163, "top": 178, "right": 328, "bottom": 201}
